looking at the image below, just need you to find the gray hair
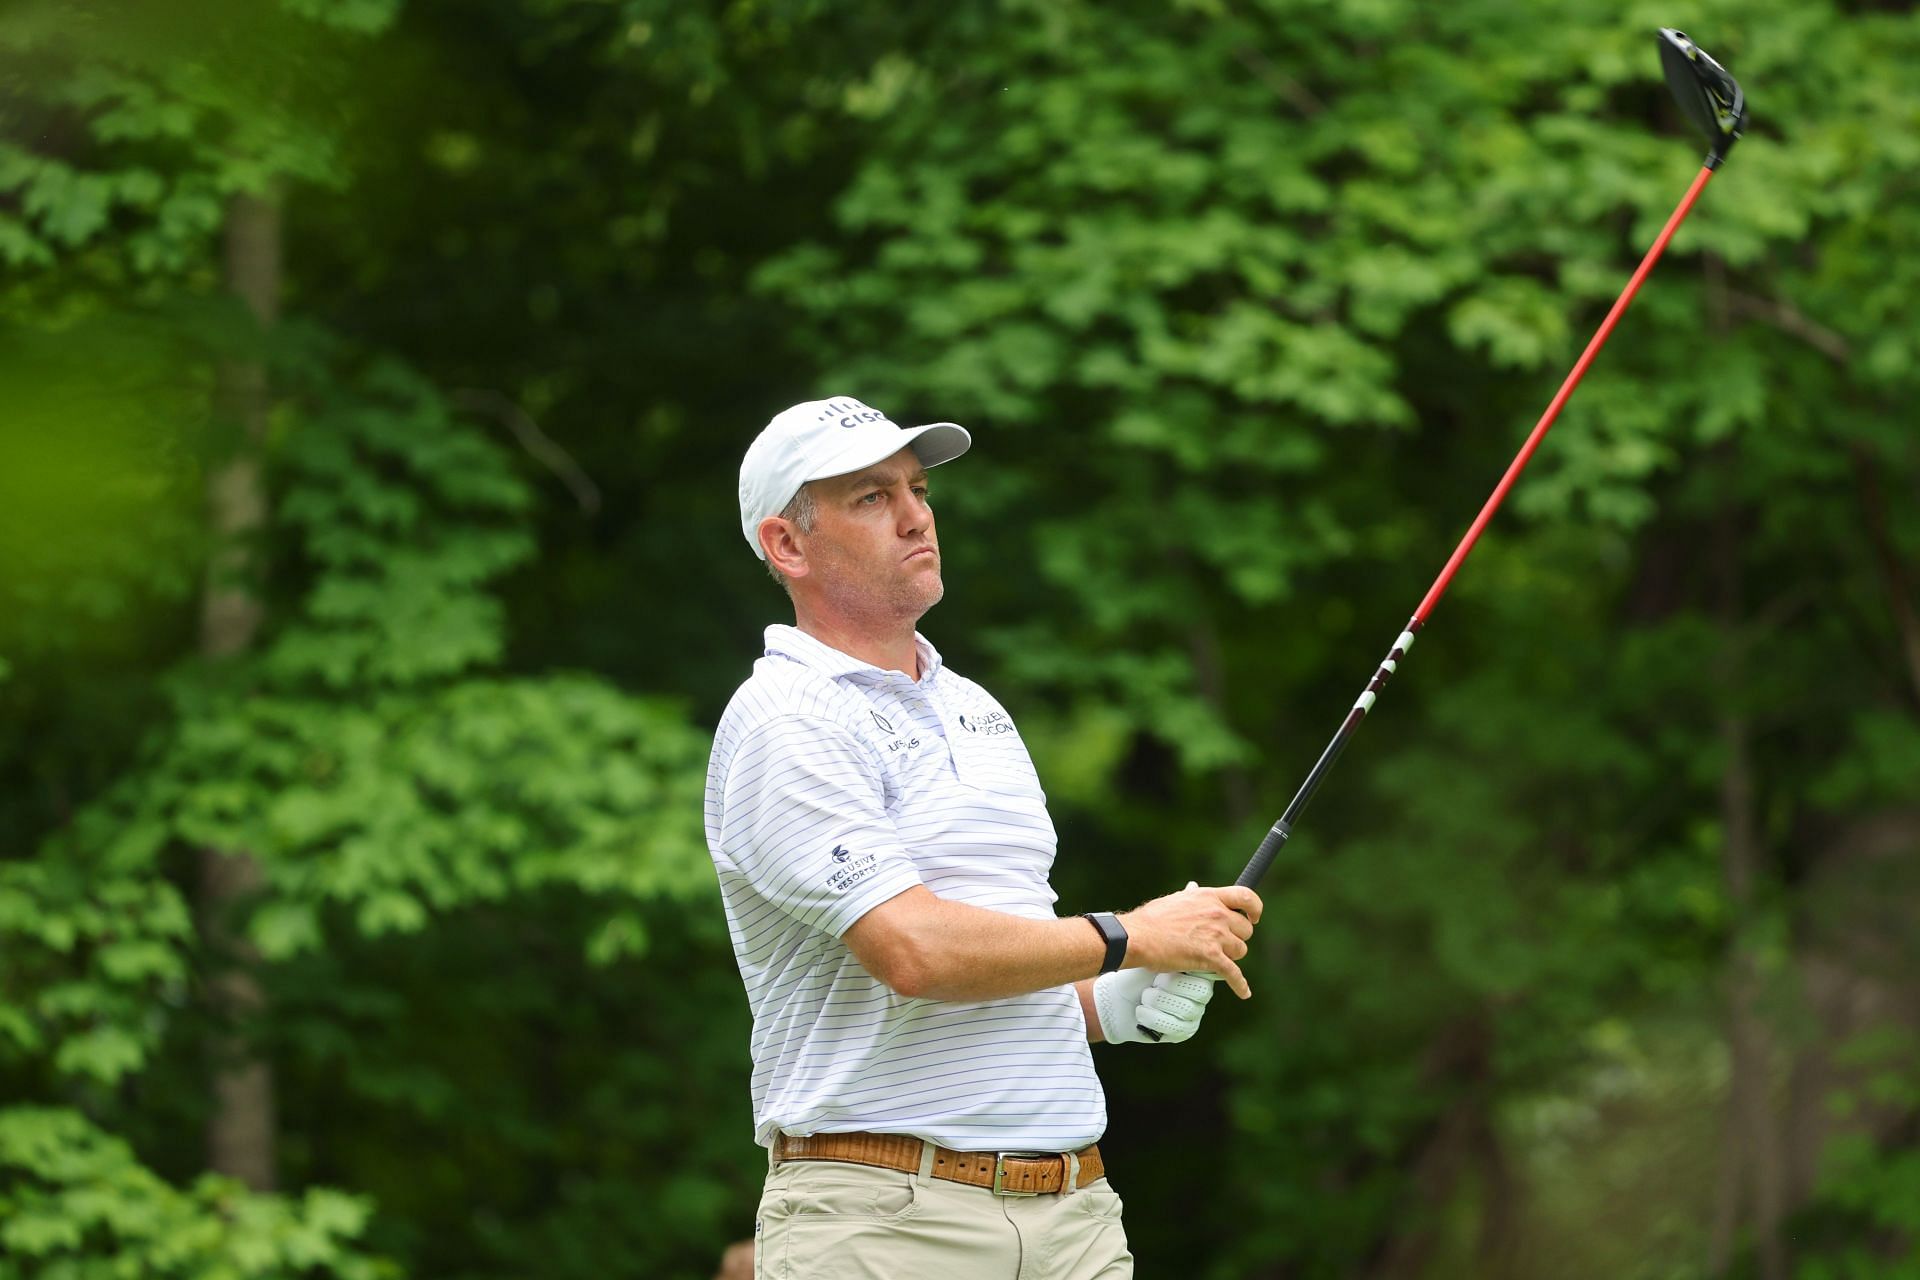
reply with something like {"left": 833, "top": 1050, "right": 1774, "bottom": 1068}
{"left": 766, "top": 484, "right": 817, "bottom": 593}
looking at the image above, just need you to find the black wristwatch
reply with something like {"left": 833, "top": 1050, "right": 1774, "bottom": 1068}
{"left": 1081, "top": 912, "right": 1128, "bottom": 974}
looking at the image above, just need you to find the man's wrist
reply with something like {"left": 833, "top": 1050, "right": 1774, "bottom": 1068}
{"left": 1080, "top": 912, "right": 1128, "bottom": 974}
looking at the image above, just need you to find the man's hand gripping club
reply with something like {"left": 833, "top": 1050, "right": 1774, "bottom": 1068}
{"left": 1092, "top": 882, "right": 1260, "bottom": 1045}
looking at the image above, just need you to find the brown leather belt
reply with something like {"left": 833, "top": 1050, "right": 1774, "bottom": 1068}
{"left": 773, "top": 1131, "right": 1103, "bottom": 1196}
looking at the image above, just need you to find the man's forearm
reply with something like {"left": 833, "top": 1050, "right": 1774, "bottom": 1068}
{"left": 843, "top": 881, "right": 1261, "bottom": 1003}
{"left": 844, "top": 887, "right": 1106, "bottom": 1002}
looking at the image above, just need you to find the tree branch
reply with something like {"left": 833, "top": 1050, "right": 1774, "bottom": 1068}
{"left": 1725, "top": 290, "right": 1852, "bottom": 365}
{"left": 453, "top": 388, "right": 602, "bottom": 515}
{"left": 1216, "top": 0, "right": 1324, "bottom": 117}
{"left": 1229, "top": 44, "right": 1325, "bottom": 117}
{"left": 1714, "top": 293, "right": 1918, "bottom": 705}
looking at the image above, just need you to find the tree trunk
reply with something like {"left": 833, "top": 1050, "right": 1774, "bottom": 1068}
{"left": 1361, "top": 1014, "right": 1499, "bottom": 1279}
{"left": 1474, "top": 1104, "right": 1522, "bottom": 1279}
{"left": 198, "top": 186, "right": 281, "bottom": 1193}
{"left": 1706, "top": 498, "right": 1786, "bottom": 1280}
{"left": 1785, "top": 955, "right": 1842, "bottom": 1209}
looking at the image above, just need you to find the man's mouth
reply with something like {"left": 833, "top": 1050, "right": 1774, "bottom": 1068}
{"left": 904, "top": 546, "right": 937, "bottom": 562}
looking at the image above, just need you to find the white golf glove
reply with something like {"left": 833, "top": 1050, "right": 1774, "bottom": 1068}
{"left": 1093, "top": 968, "right": 1219, "bottom": 1044}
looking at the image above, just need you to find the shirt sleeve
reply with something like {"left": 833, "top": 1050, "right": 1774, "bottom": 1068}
{"left": 718, "top": 714, "right": 922, "bottom": 938}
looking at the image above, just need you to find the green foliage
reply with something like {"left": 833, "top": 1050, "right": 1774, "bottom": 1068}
{"left": 6, "top": 341, "right": 714, "bottom": 1071}
{"left": 0, "top": 0, "right": 396, "bottom": 276}
{"left": 3, "top": 342, "right": 720, "bottom": 1277}
{"left": 255, "top": 900, "right": 761, "bottom": 1280}
{"left": 266, "top": 354, "right": 536, "bottom": 690}
{"left": 759, "top": 0, "right": 1744, "bottom": 769}
{"left": 0, "top": 1107, "right": 389, "bottom": 1280}
{"left": 0, "top": 311, "right": 207, "bottom": 663}
{"left": 0, "top": 861, "right": 187, "bottom": 1086}
{"left": 277, "top": 0, "right": 402, "bottom": 35}
{"left": 174, "top": 674, "right": 708, "bottom": 961}
{"left": 1791, "top": 1029, "right": 1920, "bottom": 1276}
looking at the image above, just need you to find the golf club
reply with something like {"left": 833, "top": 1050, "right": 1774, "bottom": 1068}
{"left": 1142, "top": 29, "right": 1748, "bottom": 1037}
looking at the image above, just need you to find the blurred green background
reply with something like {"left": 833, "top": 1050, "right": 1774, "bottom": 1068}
{"left": 4, "top": 1, "right": 1918, "bottom": 1276}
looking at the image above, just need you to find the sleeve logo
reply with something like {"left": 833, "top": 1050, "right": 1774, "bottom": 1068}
{"left": 826, "top": 843, "right": 881, "bottom": 893}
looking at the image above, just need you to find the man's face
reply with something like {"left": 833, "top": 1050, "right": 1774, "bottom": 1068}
{"left": 796, "top": 447, "right": 943, "bottom": 623}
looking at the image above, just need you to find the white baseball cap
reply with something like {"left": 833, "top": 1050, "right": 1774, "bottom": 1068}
{"left": 738, "top": 396, "right": 971, "bottom": 558}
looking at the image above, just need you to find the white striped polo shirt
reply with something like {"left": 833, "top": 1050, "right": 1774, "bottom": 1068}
{"left": 704, "top": 624, "right": 1106, "bottom": 1152}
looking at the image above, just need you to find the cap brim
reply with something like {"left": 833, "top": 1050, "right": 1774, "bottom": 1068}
{"left": 903, "top": 422, "right": 970, "bottom": 469}
{"left": 806, "top": 421, "right": 972, "bottom": 483}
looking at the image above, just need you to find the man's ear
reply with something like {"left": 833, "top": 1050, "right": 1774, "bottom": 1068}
{"left": 760, "top": 516, "right": 808, "bottom": 581}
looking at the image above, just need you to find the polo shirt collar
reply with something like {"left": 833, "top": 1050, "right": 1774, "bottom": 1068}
{"left": 764, "top": 624, "right": 945, "bottom": 684}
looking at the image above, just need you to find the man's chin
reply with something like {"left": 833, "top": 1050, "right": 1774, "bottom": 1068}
{"left": 900, "top": 574, "right": 944, "bottom": 619}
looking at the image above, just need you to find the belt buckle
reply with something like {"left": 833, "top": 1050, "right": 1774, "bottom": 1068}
{"left": 990, "top": 1152, "right": 1050, "bottom": 1197}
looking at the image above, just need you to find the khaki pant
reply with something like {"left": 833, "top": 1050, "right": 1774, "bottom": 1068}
{"left": 754, "top": 1152, "right": 1133, "bottom": 1279}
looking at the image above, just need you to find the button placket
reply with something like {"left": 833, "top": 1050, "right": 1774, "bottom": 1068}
{"left": 919, "top": 678, "right": 969, "bottom": 781}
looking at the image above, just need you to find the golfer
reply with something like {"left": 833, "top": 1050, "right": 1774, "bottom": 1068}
{"left": 704, "top": 397, "right": 1263, "bottom": 1278}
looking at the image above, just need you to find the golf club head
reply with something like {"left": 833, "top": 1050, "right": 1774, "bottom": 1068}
{"left": 1657, "top": 28, "right": 1748, "bottom": 168}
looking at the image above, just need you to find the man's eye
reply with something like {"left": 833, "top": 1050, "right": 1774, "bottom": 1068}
{"left": 860, "top": 492, "right": 882, "bottom": 504}
{"left": 912, "top": 487, "right": 929, "bottom": 500}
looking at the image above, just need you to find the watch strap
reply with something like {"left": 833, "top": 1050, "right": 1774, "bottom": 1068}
{"left": 1081, "top": 911, "right": 1128, "bottom": 974}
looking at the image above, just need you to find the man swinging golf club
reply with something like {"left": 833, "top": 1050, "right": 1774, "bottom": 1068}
{"left": 704, "top": 397, "right": 1262, "bottom": 1278}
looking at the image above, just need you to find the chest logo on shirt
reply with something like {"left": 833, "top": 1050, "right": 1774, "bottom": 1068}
{"left": 831, "top": 844, "right": 852, "bottom": 863}
{"left": 870, "top": 709, "right": 920, "bottom": 754}
{"left": 958, "top": 710, "right": 1017, "bottom": 737}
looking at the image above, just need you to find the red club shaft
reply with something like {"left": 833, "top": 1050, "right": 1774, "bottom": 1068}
{"left": 1415, "top": 163, "right": 1717, "bottom": 623}
{"left": 1233, "top": 163, "right": 1719, "bottom": 893}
